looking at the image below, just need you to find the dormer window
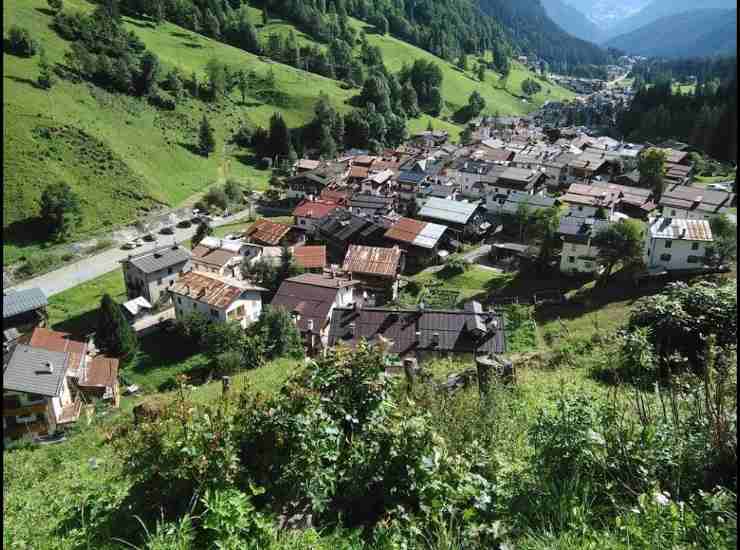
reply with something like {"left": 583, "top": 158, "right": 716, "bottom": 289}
{"left": 665, "top": 240, "right": 672, "bottom": 249}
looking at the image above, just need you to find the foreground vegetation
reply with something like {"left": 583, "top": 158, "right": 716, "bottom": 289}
{"left": 5, "top": 278, "right": 736, "bottom": 549}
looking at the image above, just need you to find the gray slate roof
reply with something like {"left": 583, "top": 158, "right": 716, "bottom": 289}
{"left": 3, "top": 288, "right": 48, "bottom": 319}
{"left": 3, "top": 344, "right": 69, "bottom": 397}
{"left": 123, "top": 245, "right": 191, "bottom": 274}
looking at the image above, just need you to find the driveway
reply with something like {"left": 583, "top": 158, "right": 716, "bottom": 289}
{"left": 11, "top": 208, "right": 257, "bottom": 297}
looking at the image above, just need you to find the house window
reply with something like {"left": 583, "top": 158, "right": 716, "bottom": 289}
{"left": 177, "top": 297, "right": 182, "bottom": 305}
{"left": 660, "top": 253, "right": 672, "bottom": 262}
{"left": 691, "top": 242, "right": 699, "bottom": 251}
{"left": 568, "top": 256, "right": 575, "bottom": 263}
{"left": 671, "top": 210, "right": 676, "bottom": 216}
{"left": 211, "top": 309, "right": 219, "bottom": 318}
{"left": 687, "top": 255, "right": 700, "bottom": 264}
{"left": 584, "top": 262, "right": 593, "bottom": 269}
{"left": 664, "top": 240, "right": 672, "bottom": 249}
{"left": 157, "top": 278, "right": 163, "bottom": 286}
{"left": 16, "top": 414, "right": 37, "bottom": 424}
{"left": 168, "top": 268, "right": 173, "bottom": 275}
{"left": 571, "top": 244, "right": 577, "bottom": 252}
{"left": 577, "top": 206, "right": 583, "bottom": 211}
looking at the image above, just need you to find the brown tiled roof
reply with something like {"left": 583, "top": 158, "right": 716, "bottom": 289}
{"left": 293, "top": 246, "right": 327, "bottom": 270}
{"left": 342, "top": 245, "right": 402, "bottom": 278}
{"left": 353, "top": 155, "right": 376, "bottom": 167}
{"left": 79, "top": 356, "right": 119, "bottom": 388}
{"left": 319, "top": 189, "right": 351, "bottom": 205}
{"left": 292, "top": 199, "right": 340, "bottom": 219}
{"left": 271, "top": 276, "right": 353, "bottom": 333}
{"left": 296, "top": 159, "right": 321, "bottom": 171}
{"left": 245, "top": 219, "right": 292, "bottom": 246}
{"left": 170, "top": 271, "right": 266, "bottom": 309}
{"left": 191, "top": 245, "right": 239, "bottom": 267}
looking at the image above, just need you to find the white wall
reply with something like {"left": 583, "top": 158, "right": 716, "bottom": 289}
{"left": 560, "top": 241, "right": 602, "bottom": 275}
{"left": 174, "top": 291, "right": 263, "bottom": 329}
{"left": 644, "top": 237, "right": 711, "bottom": 271}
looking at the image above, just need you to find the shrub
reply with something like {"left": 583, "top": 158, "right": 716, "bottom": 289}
{"left": 204, "top": 187, "right": 228, "bottom": 211}
{"left": 7, "top": 26, "right": 37, "bottom": 57}
{"left": 249, "top": 306, "right": 303, "bottom": 359}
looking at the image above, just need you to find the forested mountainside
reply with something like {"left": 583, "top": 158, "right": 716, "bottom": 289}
{"left": 605, "top": 9, "right": 737, "bottom": 59}
{"left": 540, "top": 0, "right": 605, "bottom": 44}
{"left": 477, "top": 0, "right": 614, "bottom": 73}
{"left": 602, "top": 0, "right": 737, "bottom": 41}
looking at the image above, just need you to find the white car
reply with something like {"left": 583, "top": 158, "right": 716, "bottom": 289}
{"left": 121, "top": 241, "right": 137, "bottom": 250}
{"left": 707, "top": 183, "right": 731, "bottom": 192}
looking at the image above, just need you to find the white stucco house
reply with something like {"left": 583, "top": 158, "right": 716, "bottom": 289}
{"left": 557, "top": 218, "right": 612, "bottom": 276}
{"left": 644, "top": 217, "right": 715, "bottom": 271}
{"left": 170, "top": 271, "right": 267, "bottom": 329}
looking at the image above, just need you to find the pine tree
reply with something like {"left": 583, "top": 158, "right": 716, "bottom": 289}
{"left": 37, "top": 47, "right": 55, "bottom": 90}
{"left": 477, "top": 63, "right": 486, "bottom": 82}
{"left": 318, "top": 125, "right": 337, "bottom": 159}
{"left": 96, "top": 294, "right": 138, "bottom": 360}
{"left": 268, "top": 113, "right": 291, "bottom": 159}
{"left": 191, "top": 220, "right": 213, "bottom": 248}
{"left": 198, "top": 115, "right": 216, "bottom": 157}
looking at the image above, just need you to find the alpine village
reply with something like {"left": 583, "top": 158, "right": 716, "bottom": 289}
{"left": 3, "top": 0, "right": 738, "bottom": 548}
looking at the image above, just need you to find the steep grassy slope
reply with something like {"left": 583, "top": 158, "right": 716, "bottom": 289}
{"left": 3, "top": 0, "right": 354, "bottom": 262}
{"left": 3, "top": 0, "right": 574, "bottom": 265}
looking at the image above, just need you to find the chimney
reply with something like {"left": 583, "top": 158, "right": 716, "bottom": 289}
{"left": 45, "top": 361, "right": 54, "bottom": 374}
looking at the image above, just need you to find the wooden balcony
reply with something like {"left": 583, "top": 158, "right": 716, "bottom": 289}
{"left": 58, "top": 399, "right": 82, "bottom": 425}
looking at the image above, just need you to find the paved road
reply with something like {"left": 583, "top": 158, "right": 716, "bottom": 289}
{"left": 12, "top": 208, "right": 256, "bottom": 297}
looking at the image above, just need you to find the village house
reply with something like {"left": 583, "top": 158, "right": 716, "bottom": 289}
{"left": 417, "top": 182, "right": 458, "bottom": 204}
{"left": 292, "top": 158, "right": 321, "bottom": 174}
{"left": 341, "top": 245, "right": 404, "bottom": 304}
{"left": 560, "top": 182, "right": 656, "bottom": 220}
{"left": 360, "top": 169, "right": 396, "bottom": 195}
{"left": 396, "top": 170, "right": 429, "bottom": 210}
{"left": 292, "top": 245, "right": 327, "bottom": 273}
{"left": 565, "top": 150, "right": 614, "bottom": 183}
{"left": 319, "top": 188, "right": 351, "bottom": 207}
{"left": 658, "top": 185, "right": 735, "bottom": 220}
{"left": 349, "top": 193, "right": 396, "bottom": 217}
{"left": 493, "top": 167, "right": 547, "bottom": 198}
{"left": 121, "top": 244, "right": 192, "bottom": 306}
{"left": 486, "top": 192, "right": 558, "bottom": 216}
{"left": 557, "top": 218, "right": 612, "bottom": 276}
{"left": 292, "top": 198, "right": 341, "bottom": 234}
{"left": 418, "top": 197, "right": 486, "bottom": 241}
{"left": 644, "top": 217, "right": 715, "bottom": 272}
{"left": 3, "top": 287, "right": 48, "bottom": 333}
{"left": 448, "top": 159, "right": 504, "bottom": 199}
{"left": 245, "top": 219, "right": 305, "bottom": 247}
{"left": 410, "top": 130, "right": 449, "bottom": 147}
{"left": 170, "top": 270, "right": 267, "bottom": 329}
{"left": 3, "top": 344, "right": 80, "bottom": 443}
{"left": 326, "top": 301, "right": 506, "bottom": 361}
{"left": 271, "top": 273, "right": 358, "bottom": 353}
{"left": 190, "top": 237, "right": 251, "bottom": 280}
{"left": 315, "top": 209, "right": 395, "bottom": 263}
{"left": 121, "top": 296, "right": 153, "bottom": 326}
{"left": 285, "top": 162, "right": 348, "bottom": 200}
{"left": 384, "top": 217, "right": 448, "bottom": 268}
{"left": 3, "top": 326, "right": 121, "bottom": 442}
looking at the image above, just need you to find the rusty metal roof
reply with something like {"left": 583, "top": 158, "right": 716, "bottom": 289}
{"left": 245, "top": 219, "right": 292, "bottom": 246}
{"left": 27, "top": 327, "right": 86, "bottom": 356}
{"left": 170, "top": 271, "right": 266, "bottom": 309}
{"left": 293, "top": 245, "right": 327, "bottom": 270}
{"left": 349, "top": 166, "right": 370, "bottom": 179}
{"left": 342, "top": 245, "right": 402, "bottom": 278}
{"left": 79, "top": 356, "right": 119, "bottom": 388}
{"left": 286, "top": 273, "right": 358, "bottom": 289}
{"left": 384, "top": 217, "right": 447, "bottom": 249}
{"left": 648, "top": 217, "right": 713, "bottom": 241}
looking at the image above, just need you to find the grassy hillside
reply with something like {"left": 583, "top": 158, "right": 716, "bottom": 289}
{"left": 3, "top": 0, "right": 574, "bottom": 265}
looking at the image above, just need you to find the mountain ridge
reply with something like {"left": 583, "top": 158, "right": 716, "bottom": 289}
{"left": 604, "top": 8, "right": 737, "bottom": 59}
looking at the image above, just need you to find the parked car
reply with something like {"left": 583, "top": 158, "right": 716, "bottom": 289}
{"left": 133, "top": 238, "right": 144, "bottom": 247}
{"left": 707, "top": 183, "right": 731, "bottom": 192}
{"left": 142, "top": 234, "right": 156, "bottom": 242}
{"left": 160, "top": 226, "right": 174, "bottom": 235}
{"left": 176, "top": 220, "right": 192, "bottom": 229}
{"left": 121, "top": 241, "right": 137, "bottom": 250}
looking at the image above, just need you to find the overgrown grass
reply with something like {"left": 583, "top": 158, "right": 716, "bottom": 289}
{"left": 47, "top": 269, "right": 126, "bottom": 335}
{"left": 402, "top": 265, "right": 514, "bottom": 306}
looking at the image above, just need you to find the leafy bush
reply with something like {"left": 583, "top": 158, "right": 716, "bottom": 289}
{"left": 7, "top": 25, "right": 37, "bottom": 57}
{"left": 204, "top": 187, "right": 228, "bottom": 211}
